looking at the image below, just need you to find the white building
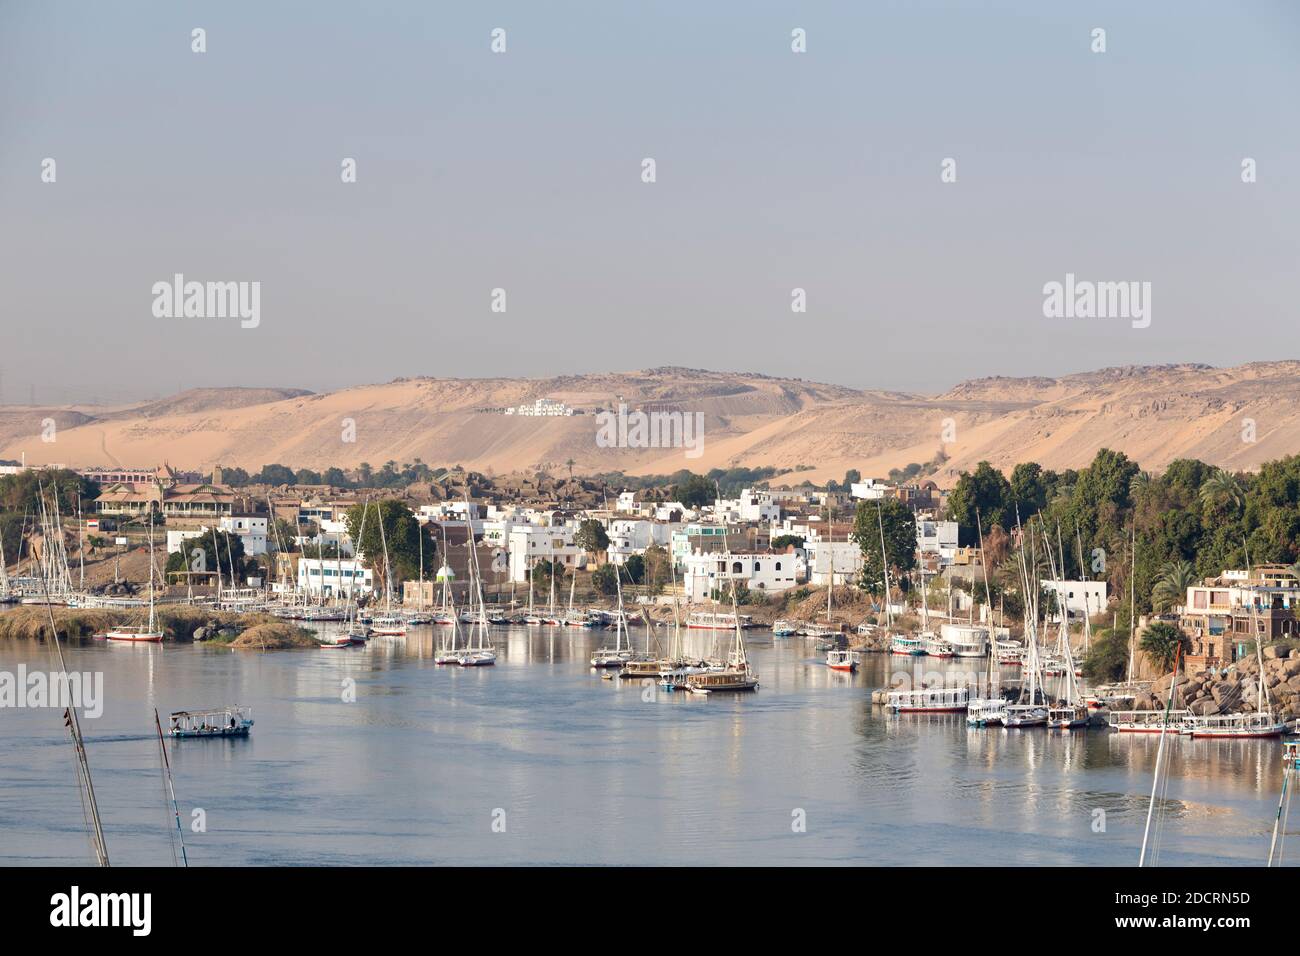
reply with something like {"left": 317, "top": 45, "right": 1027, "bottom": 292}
{"left": 1043, "top": 579, "right": 1108, "bottom": 621}
{"left": 682, "top": 550, "right": 799, "bottom": 602}
{"left": 850, "top": 479, "right": 892, "bottom": 500}
{"left": 506, "top": 524, "right": 585, "bottom": 583}
{"left": 916, "top": 519, "right": 960, "bottom": 566}
{"left": 715, "top": 488, "right": 781, "bottom": 524}
{"left": 606, "top": 518, "right": 679, "bottom": 566}
{"left": 804, "top": 539, "right": 863, "bottom": 586}
{"left": 504, "top": 398, "right": 574, "bottom": 416}
{"left": 297, "top": 558, "right": 373, "bottom": 598}
{"left": 220, "top": 515, "right": 268, "bottom": 556}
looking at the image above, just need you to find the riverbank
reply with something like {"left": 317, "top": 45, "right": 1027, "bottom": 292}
{"left": 0, "top": 606, "right": 317, "bottom": 649}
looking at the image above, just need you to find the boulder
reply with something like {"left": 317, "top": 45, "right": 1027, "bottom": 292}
{"left": 1189, "top": 699, "right": 1220, "bottom": 716}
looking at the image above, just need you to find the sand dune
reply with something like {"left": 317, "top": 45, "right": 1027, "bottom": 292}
{"left": 5, "top": 363, "right": 1300, "bottom": 486}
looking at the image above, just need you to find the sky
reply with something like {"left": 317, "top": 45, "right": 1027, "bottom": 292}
{"left": 2, "top": 1, "right": 1298, "bottom": 405}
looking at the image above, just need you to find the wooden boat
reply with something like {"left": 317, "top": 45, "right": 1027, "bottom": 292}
{"left": 890, "top": 634, "right": 925, "bottom": 656}
{"left": 826, "top": 648, "right": 857, "bottom": 672}
{"left": 772, "top": 619, "right": 798, "bottom": 637}
{"left": 319, "top": 633, "right": 355, "bottom": 649}
{"left": 683, "top": 585, "right": 758, "bottom": 692}
{"left": 592, "top": 566, "right": 637, "bottom": 667}
{"left": 921, "top": 633, "right": 954, "bottom": 658}
{"left": 966, "top": 698, "right": 1007, "bottom": 726}
{"left": 687, "top": 610, "right": 746, "bottom": 630}
{"left": 941, "top": 623, "right": 988, "bottom": 658}
{"left": 1002, "top": 704, "right": 1048, "bottom": 727}
{"left": 106, "top": 511, "right": 164, "bottom": 643}
{"left": 168, "top": 706, "right": 253, "bottom": 738}
{"left": 886, "top": 687, "right": 969, "bottom": 713}
{"left": 1107, "top": 709, "right": 1189, "bottom": 733}
{"left": 1047, "top": 704, "right": 1090, "bottom": 730}
{"left": 370, "top": 615, "right": 408, "bottom": 637}
{"left": 993, "top": 640, "right": 1024, "bottom": 667}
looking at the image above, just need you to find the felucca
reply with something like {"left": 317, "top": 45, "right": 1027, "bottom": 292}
{"left": 105, "top": 510, "right": 165, "bottom": 643}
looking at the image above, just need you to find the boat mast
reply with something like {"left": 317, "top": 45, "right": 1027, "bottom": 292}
{"left": 1139, "top": 645, "right": 1182, "bottom": 867}
{"left": 147, "top": 510, "right": 156, "bottom": 633}
{"left": 38, "top": 563, "right": 109, "bottom": 866}
{"left": 975, "top": 510, "right": 996, "bottom": 691}
{"left": 876, "top": 502, "right": 892, "bottom": 629}
{"left": 153, "top": 709, "right": 188, "bottom": 867}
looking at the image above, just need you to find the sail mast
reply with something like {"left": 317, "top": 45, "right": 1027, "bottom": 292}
{"left": 153, "top": 709, "right": 188, "bottom": 867}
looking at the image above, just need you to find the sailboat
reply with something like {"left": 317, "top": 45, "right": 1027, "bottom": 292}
{"left": 591, "top": 563, "right": 635, "bottom": 668}
{"left": 370, "top": 502, "right": 408, "bottom": 638}
{"left": 456, "top": 496, "right": 496, "bottom": 666}
{"left": 967, "top": 512, "right": 1009, "bottom": 727}
{"left": 683, "top": 581, "right": 758, "bottom": 693}
{"left": 431, "top": 524, "right": 456, "bottom": 625}
{"left": 105, "top": 510, "right": 164, "bottom": 642}
{"left": 562, "top": 560, "right": 592, "bottom": 626}
{"left": 1044, "top": 524, "right": 1089, "bottom": 729}
{"left": 1003, "top": 511, "right": 1048, "bottom": 727}
{"left": 540, "top": 541, "right": 563, "bottom": 625}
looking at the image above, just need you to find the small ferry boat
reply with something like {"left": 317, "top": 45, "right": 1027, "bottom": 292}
{"left": 994, "top": 640, "right": 1024, "bottom": 666}
{"left": 1107, "top": 709, "right": 1189, "bottom": 733}
{"left": 921, "top": 633, "right": 954, "bottom": 658}
{"left": 168, "top": 706, "right": 253, "bottom": 738}
{"left": 1047, "top": 704, "right": 1090, "bottom": 730}
{"left": 1185, "top": 712, "right": 1287, "bottom": 739}
{"left": 966, "top": 698, "right": 1007, "bottom": 726}
{"left": 826, "top": 648, "right": 857, "bottom": 672}
{"left": 890, "top": 634, "right": 925, "bottom": 656}
{"left": 687, "top": 610, "right": 739, "bottom": 630}
{"left": 370, "top": 615, "right": 408, "bottom": 637}
{"left": 1002, "top": 704, "right": 1048, "bottom": 728}
{"left": 772, "top": 620, "right": 798, "bottom": 637}
{"left": 885, "top": 687, "right": 969, "bottom": 713}
{"left": 684, "top": 667, "right": 758, "bottom": 693}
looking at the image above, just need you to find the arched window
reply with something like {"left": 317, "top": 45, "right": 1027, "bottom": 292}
{"left": 754, "top": 562, "right": 761, "bottom": 573}
{"left": 731, "top": 561, "right": 743, "bottom": 574}
{"left": 775, "top": 561, "right": 782, "bottom": 571}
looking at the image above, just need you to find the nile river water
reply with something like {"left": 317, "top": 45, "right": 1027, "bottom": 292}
{"left": 1, "top": 622, "right": 1293, "bottom": 866}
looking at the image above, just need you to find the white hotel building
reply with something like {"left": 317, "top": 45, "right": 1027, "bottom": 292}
{"left": 297, "top": 558, "right": 373, "bottom": 599}
{"left": 682, "top": 551, "right": 798, "bottom": 602}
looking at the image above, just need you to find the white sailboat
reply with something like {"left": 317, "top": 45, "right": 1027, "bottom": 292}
{"left": 967, "top": 512, "right": 1008, "bottom": 726}
{"left": 591, "top": 563, "right": 634, "bottom": 668}
{"left": 105, "top": 510, "right": 164, "bottom": 643}
{"left": 369, "top": 501, "right": 408, "bottom": 637}
{"left": 456, "top": 496, "right": 496, "bottom": 666}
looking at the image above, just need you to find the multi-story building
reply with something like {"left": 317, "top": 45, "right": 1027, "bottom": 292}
{"left": 1178, "top": 566, "right": 1300, "bottom": 668}
{"left": 682, "top": 550, "right": 799, "bottom": 602}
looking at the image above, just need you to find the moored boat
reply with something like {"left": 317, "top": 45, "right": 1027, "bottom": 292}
{"left": 826, "top": 648, "right": 857, "bottom": 672}
{"left": 886, "top": 687, "right": 969, "bottom": 713}
{"left": 890, "top": 634, "right": 925, "bottom": 656}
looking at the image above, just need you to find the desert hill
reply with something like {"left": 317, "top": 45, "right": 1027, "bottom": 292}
{"left": 4, "top": 363, "right": 1300, "bottom": 486}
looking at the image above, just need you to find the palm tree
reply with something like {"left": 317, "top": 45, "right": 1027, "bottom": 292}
{"left": 1151, "top": 559, "right": 1197, "bottom": 612}
{"left": 1140, "top": 621, "right": 1190, "bottom": 674}
{"left": 1129, "top": 470, "right": 1152, "bottom": 499}
{"left": 1199, "top": 468, "right": 1244, "bottom": 511}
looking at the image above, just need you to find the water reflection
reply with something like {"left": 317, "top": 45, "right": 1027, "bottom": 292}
{"left": 0, "top": 621, "right": 1294, "bottom": 866}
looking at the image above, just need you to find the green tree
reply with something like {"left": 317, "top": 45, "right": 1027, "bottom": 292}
{"left": 591, "top": 564, "right": 618, "bottom": 596}
{"left": 851, "top": 498, "right": 917, "bottom": 596}
{"left": 343, "top": 499, "right": 431, "bottom": 589}
{"left": 1082, "top": 628, "right": 1130, "bottom": 683}
{"left": 1140, "top": 621, "right": 1191, "bottom": 674}
{"left": 253, "top": 463, "right": 296, "bottom": 486}
{"left": 574, "top": 519, "right": 610, "bottom": 557}
{"left": 945, "top": 462, "right": 1012, "bottom": 545}
{"left": 531, "top": 558, "right": 568, "bottom": 592}
{"left": 674, "top": 473, "right": 714, "bottom": 509}
{"left": 1151, "top": 559, "right": 1197, "bottom": 612}
{"left": 771, "top": 534, "right": 805, "bottom": 551}
{"left": 167, "top": 527, "right": 248, "bottom": 581}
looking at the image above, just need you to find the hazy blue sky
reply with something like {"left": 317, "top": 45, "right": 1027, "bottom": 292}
{"left": 2, "top": 1, "right": 1298, "bottom": 404}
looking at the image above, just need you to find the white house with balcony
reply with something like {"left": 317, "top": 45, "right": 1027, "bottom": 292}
{"left": 506, "top": 524, "right": 584, "bottom": 583}
{"left": 1043, "top": 579, "right": 1108, "bottom": 621}
{"left": 683, "top": 550, "right": 798, "bottom": 602}
{"left": 715, "top": 488, "right": 781, "bottom": 524}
